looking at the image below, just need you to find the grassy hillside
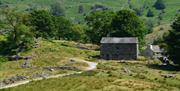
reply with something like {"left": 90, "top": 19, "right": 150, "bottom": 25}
{"left": 0, "top": 39, "right": 179, "bottom": 91}
{"left": 1, "top": 61, "right": 180, "bottom": 91}
{"left": 0, "top": 0, "right": 179, "bottom": 24}
{"left": 0, "top": 39, "right": 98, "bottom": 79}
{"left": 145, "top": 24, "right": 171, "bottom": 44}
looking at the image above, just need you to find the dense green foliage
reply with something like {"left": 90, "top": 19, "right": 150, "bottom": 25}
{"left": 111, "top": 10, "right": 147, "bottom": 47}
{"left": 52, "top": 16, "right": 73, "bottom": 40}
{"left": 6, "top": 24, "right": 34, "bottom": 53}
{"left": 85, "top": 10, "right": 147, "bottom": 47}
{"left": 165, "top": 15, "right": 180, "bottom": 65}
{"left": 29, "top": 10, "right": 82, "bottom": 41}
{"left": 85, "top": 10, "right": 115, "bottom": 44}
{"left": 0, "top": 8, "right": 89, "bottom": 55}
{"left": 71, "top": 24, "right": 87, "bottom": 42}
{"left": 0, "top": 9, "right": 34, "bottom": 55}
{"left": 30, "top": 10, "right": 55, "bottom": 38}
{"left": 171, "top": 15, "right": 180, "bottom": 32}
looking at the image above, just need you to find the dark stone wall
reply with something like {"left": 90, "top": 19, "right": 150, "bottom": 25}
{"left": 100, "top": 43, "right": 138, "bottom": 60}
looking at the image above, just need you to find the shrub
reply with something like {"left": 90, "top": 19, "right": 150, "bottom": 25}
{"left": 154, "top": 0, "right": 166, "bottom": 10}
{"left": 147, "top": 9, "right": 154, "bottom": 17}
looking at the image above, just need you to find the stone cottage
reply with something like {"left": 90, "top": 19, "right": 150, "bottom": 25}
{"left": 100, "top": 37, "right": 139, "bottom": 60}
{"left": 143, "top": 45, "right": 164, "bottom": 59}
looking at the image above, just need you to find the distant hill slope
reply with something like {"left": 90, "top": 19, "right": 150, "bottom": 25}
{"left": 145, "top": 24, "right": 171, "bottom": 44}
{"left": 0, "top": 0, "right": 179, "bottom": 24}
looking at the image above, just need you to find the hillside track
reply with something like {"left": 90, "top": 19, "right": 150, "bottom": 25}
{"left": 0, "top": 58, "right": 98, "bottom": 89}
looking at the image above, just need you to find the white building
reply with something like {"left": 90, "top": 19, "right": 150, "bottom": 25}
{"left": 143, "top": 45, "right": 164, "bottom": 59}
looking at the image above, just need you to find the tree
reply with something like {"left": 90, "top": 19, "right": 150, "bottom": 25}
{"left": 0, "top": 9, "right": 34, "bottom": 55}
{"left": 147, "top": 9, "right": 154, "bottom": 17}
{"left": 6, "top": 24, "right": 34, "bottom": 54}
{"left": 111, "top": 10, "right": 147, "bottom": 48}
{"left": 30, "top": 10, "right": 79, "bottom": 41}
{"left": 154, "top": 0, "right": 166, "bottom": 10}
{"left": 52, "top": 16, "right": 73, "bottom": 40}
{"left": 50, "top": 2, "right": 65, "bottom": 16}
{"left": 85, "top": 10, "right": 115, "bottom": 44}
{"left": 30, "top": 10, "right": 55, "bottom": 38}
{"left": 171, "top": 15, "right": 180, "bottom": 32}
{"left": 71, "top": 24, "right": 86, "bottom": 42}
{"left": 165, "top": 15, "right": 180, "bottom": 65}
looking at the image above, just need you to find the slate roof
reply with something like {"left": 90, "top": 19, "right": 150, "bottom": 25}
{"left": 151, "top": 45, "right": 163, "bottom": 53}
{"left": 100, "top": 37, "right": 138, "bottom": 44}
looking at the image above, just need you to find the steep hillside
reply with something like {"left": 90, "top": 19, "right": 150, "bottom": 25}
{"left": 0, "top": 0, "right": 179, "bottom": 24}
{"left": 145, "top": 24, "right": 171, "bottom": 44}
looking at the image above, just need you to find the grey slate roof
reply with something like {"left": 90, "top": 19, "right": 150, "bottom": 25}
{"left": 151, "top": 45, "right": 163, "bottom": 53}
{"left": 100, "top": 37, "right": 138, "bottom": 44}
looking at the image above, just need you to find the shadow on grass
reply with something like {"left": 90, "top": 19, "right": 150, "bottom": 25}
{"left": 147, "top": 64, "right": 180, "bottom": 71}
{"left": 89, "top": 55, "right": 101, "bottom": 59}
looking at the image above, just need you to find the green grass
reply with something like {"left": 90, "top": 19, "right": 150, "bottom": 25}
{"left": 1, "top": 61, "right": 180, "bottom": 91}
{"left": 0, "top": 39, "right": 98, "bottom": 79}
{"left": 0, "top": 39, "right": 179, "bottom": 91}
{"left": 0, "top": 0, "right": 179, "bottom": 24}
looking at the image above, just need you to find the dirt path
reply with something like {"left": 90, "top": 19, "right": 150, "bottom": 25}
{"left": 0, "top": 58, "right": 98, "bottom": 89}
{"left": 71, "top": 58, "right": 97, "bottom": 70}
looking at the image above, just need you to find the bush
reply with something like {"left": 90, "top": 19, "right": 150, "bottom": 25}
{"left": 165, "top": 15, "right": 180, "bottom": 65}
{"left": 154, "top": 0, "right": 166, "bottom": 10}
{"left": 147, "top": 9, "right": 154, "bottom": 17}
{"left": 30, "top": 10, "right": 55, "bottom": 38}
